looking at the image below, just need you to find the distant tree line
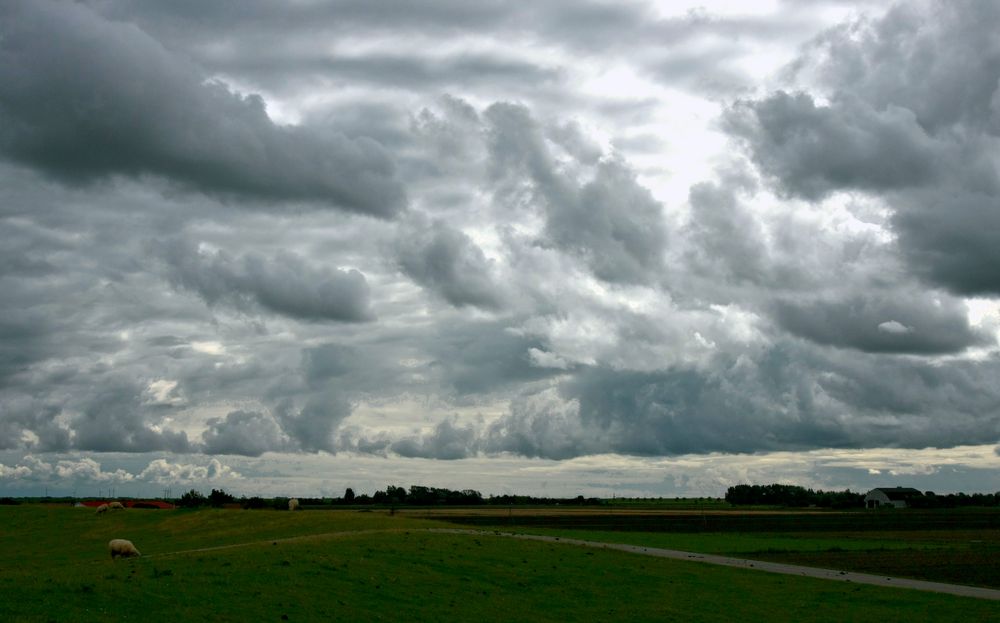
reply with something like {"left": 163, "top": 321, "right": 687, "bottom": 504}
{"left": 725, "top": 484, "right": 1000, "bottom": 508}
{"left": 4, "top": 486, "right": 1000, "bottom": 509}
{"left": 170, "top": 485, "right": 604, "bottom": 509}
{"left": 725, "top": 484, "right": 864, "bottom": 508}
{"left": 908, "top": 491, "right": 1000, "bottom": 508}
{"left": 127, "top": 484, "right": 1000, "bottom": 510}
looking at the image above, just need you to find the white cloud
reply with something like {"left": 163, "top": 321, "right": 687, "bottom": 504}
{"left": 527, "top": 348, "right": 571, "bottom": 369}
{"left": 138, "top": 458, "right": 242, "bottom": 484}
{"left": 877, "top": 320, "right": 913, "bottom": 335}
{"left": 55, "top": 457, "right": 134, "bottom": 482}
{"left": 0, "top": 463, "right": 31, "bottom": 479}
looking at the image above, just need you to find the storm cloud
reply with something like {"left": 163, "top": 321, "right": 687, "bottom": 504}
{"left": 395, "top": 220, "right": 506, "bottom": 310}
{"left": 2, "top": 0, "right": 999, "bottom": 497}
{"left": 0, "top": 0, "right": 406, "bottom": 217}
{"left": 486, "top": 103, "right": 668, "bottom": 285}
{"left": 201, "top": 410, "right": 288, "bottom": 457}
{"left": 727, "top": 0, "right": 1000, "bottom": 295}
{"left": 161, "top": 240, "right": 375, "bottom": 323}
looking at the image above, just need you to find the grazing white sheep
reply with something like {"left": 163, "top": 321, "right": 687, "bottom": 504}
{"left": 95, "top": 504, "right": 109, "bottom": 515}
{"left": 288, "top": 498, "right": 299, "bottom": 511}
{"left": 108, "top": 539, "right": 141, "bottom": 559}
{"left": 108, "top": 501, "right": 125, "bottom": 510}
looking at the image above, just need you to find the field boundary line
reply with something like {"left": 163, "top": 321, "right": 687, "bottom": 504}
{"left": 426, "top": 528, "right": 1000, "bottom": 601}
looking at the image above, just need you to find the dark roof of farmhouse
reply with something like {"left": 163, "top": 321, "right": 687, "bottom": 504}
{"left": 869, "top": 487, "right": 924, "bottom": 500}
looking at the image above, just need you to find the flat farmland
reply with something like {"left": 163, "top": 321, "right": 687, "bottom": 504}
{"left": 405, "top": 507, "right": 1000, "bottom": 589}
{"left": 1, "top": 505, "right": 997, "bottom": 622}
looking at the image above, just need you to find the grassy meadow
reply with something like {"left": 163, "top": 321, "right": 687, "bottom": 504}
{"left": 1, "top": 505, "right": 998, "bottom": 622}
{"left": 411, "top": 507, "right": 1000, "bottom": 589}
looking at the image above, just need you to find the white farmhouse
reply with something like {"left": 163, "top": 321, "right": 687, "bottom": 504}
{"left": 864, "top": 487, "right": 923, "bottom": 509}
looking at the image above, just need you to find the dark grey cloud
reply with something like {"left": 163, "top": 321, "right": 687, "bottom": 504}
{"left": 683, "top": 180, "right": 767, "bottom": 284}
{"left": 0, "top": 397, "right": 69, "bottom": 452}
{"left": 302, "top": 344, "right": 358, "bottom": 388}
{"left": 486, "top": 103, "right": 667, "bottom": 284}
{"left": 299, "top": 342, "right": 409, "bottom": 398}
{"left": 89, "top": 0, "right": 816, "bottom": 91}
{"left": 391, "top": 418, "right": 479, "bottom": 460}
{"left": 426, "top": 320, "right": 556, "bottom": 395}
{"left": 727, "top": 1, "right": 1000, "bottom": 296}
{"left": 544, "top": 121, "right": 604, "bottom": 165}
{"left": 0, "top": 311, "right": 56, "bottom": 389}
{"left": 894, "top": 190, "right": 1000, "bottom": 295}
{"left": 789, "top": 1, "right": 1000, "bottom": 134}
{"left": 0, "top": 0, "right": 406, "bottom": 217}
{"left": 562, "top": 363, "right": 810, "bottom": 456}
{"left": 396, "top": 220, "right": 505, "bottom": 310}
{"left": 772, "top": 291, "right": 988, "bottom": 354}
{"left": 209, "top": 51, "right": 564, "bottom": 94}
{"left": 274, "top": 392, "right": 352, "bottom": 453}
{"left": 161, "top": 239, "right": 374, "bottom": 323}
{"left": 484, "top": 342, "right": 1000, "bottom": 459}
{"left": 724, "top": 91, "right": 944, "bottom": 200}
{"left": 201, "top": 410, "right": 288, "bottom": 456}
{"left": 483, "top": 390, "right": 599, "bottom": 460}
{"left": 70, "top": 379, "right": 193, "bottom": 453}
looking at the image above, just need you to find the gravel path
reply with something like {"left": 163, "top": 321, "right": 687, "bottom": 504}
{"left": 430, "top": 529, "right": 1000, "bottom": 601}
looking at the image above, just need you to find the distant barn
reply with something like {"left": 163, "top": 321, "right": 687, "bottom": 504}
{"left": 864, "top": 487, "right": 923, "bottom": 509}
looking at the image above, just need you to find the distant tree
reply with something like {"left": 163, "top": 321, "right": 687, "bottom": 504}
{"left": 386, "top": 485, "right": 407, "bottom": 503}
{"left": 725, "top": 484, "right": 863, "bottom": 508}
{"left": 208, "top": 489, "right": 235, "bottom": 507}
{"left": 241, "top": 496, "right": 266, "bottom": 509}
{"left": 177, "top": 489, "right": 208, "bottom": 508}
{"left": 344, "top": 488, "right": 355, "bottom": 502}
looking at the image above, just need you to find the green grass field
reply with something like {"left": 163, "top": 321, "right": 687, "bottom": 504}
{"left": 413, "top": 506, "right": 1000, "bottom": 589}
{"left": 1, "top": 505, "right": 997, "bottom": 622}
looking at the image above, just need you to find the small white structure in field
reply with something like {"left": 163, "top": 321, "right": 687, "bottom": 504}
{"left": 108, "top": 539, "right": 141, "bottom": 559}
{"left": 95, "top": 504, "right": 110, "bottom": 515}
{"left": 865, "top": 487, "right": 923, "bottom": 509}
{"left": 108, "top": 501, "right": 125, "bottom": 510}
{"left": 288, "top": 498, "right": 300, "bottom": 511}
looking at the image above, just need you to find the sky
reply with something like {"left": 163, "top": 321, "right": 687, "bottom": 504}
{"left": 1, "top": 0, "right": 999, "bottom": 499}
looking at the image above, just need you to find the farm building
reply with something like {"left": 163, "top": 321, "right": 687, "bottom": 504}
{"left": 864, "top": 487, "right": 923, "bottom": 509}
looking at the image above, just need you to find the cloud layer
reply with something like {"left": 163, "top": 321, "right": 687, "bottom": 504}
{"left": 0, "top": 0, "right": 406, "bottom": 216}
{"left": 1, "top": 0, "right": 999, "bottom": 494}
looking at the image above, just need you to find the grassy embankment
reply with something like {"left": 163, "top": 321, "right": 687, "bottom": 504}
{"left": 409, "top": 507, "right": 1000, "bottom": 589}
{"left": 1, "top": 505, "right": 997, "bottom": 622}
